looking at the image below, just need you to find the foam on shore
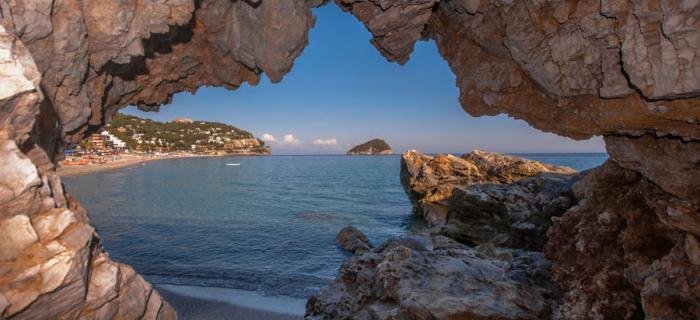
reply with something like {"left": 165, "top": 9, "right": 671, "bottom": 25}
{"left": 157, "top": 284, "right": 306, "bottom": 319}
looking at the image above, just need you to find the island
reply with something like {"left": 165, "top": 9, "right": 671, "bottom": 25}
{"left": 347, "top": 138, "right": 393, "bottom": 155}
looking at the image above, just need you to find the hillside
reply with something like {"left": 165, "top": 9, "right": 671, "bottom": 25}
{"left": 347, "top": 139, "right": 393, "bottom": 155}
{"left": 105, "top": 113, "right": 270, "bottom": 154}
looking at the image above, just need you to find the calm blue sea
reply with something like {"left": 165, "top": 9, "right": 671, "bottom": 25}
{"left": 63, "top": 153, "right": 606, "bottom": 298}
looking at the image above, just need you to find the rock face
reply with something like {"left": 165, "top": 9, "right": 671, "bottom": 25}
{"left": 0, "top": 27, "right": 174, "bottom": 320}
{"left": 0, "top": 0, "right": 698, "bottom": 318}
{"left": 442, "top": 172, "right": 580, "bottom": 251}
{"left": 546, "top": 158, "right": 700, "bottom": 319}
{"left": 307, "top": 235, "right": 558, "bottom": 320}
{"left": 347, "top": 138, "right": 393, "bottom": 155}
{"left": 400, "top": 149, "right": 576, "bottom": 227}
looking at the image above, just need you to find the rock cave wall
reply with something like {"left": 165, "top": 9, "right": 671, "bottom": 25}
{"left": 0, "top": 0, "right": 698, "bottom": 319}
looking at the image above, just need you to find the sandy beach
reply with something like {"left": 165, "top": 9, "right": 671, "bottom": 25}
{"left": 57, "top": 154, "right": 221, "bottom": 177}
{"left": 156, "top": 285, "right": 305, "bottom": 320}
{"left": 58, "top": 157, "right": 152, "bottom": 177}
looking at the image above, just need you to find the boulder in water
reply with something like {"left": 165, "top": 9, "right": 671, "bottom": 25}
{"left": 336, "top": 226, "right": 373, "bottom": 254}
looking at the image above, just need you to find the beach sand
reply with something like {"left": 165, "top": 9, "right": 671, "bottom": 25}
{"left": 57, "top": 157, "right": 154, "bottom": 176}
{"left": 156, "top": 285, "right": 305, "bottom": 320}
{"left": 57, "top": 153, "right": 269, "bottom": 177}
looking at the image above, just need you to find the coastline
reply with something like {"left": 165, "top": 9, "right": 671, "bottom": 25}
{"left": 57, "top": 153, "right": 268, "bottom": 177}
{"left": 156, "top": 284, "right": 305, "bottom": 320}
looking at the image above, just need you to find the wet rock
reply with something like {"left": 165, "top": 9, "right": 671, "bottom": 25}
{"left": 336, "top": 226, "right": 373, "bottom": 254}
{"left": 306, "top": 235, "right": 557, "bottom": 319}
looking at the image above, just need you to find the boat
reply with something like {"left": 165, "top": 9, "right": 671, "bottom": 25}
{"left": 226, "top": 163, "right": 241, "bottom": 166}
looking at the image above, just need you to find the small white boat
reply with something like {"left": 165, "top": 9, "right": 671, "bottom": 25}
{"left": 226, "top": 163, "right": 241, "bottom": 166}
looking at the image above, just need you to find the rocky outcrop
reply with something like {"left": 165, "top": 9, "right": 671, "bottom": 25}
{"left": 347, "top": 138, "right": 393, "bottom": 155}
{"left": 400, "top": 149, "right": 575, "bottom": 226}
{"left": 306, "top": 234, "right": 558, "bottom": 319}
{"left": 343, "top": 0, "right": 700, "bottom": 140}
{"left": 0, "top": 28, "right": 174, "bottom": 320}
{"left": 0, "top": 0, "right": 698, "bottom": 318}
{"left": 442, "top": 172, "right": 580, "bottom": 251}
{"left": 546, "top": 155, "right": 700, "bottom": 319}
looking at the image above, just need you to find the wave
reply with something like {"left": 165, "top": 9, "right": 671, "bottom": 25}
{"left": 139, "top": 264, "right": 333, "bottom": 298}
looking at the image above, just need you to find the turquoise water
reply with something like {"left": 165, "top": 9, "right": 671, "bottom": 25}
{"left": 63, "top": 153, "right": 606, "bottom": 298}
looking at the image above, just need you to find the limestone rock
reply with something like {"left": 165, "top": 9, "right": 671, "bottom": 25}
{"left": 0, "top": 24, "right": 42, "bottom": 144}
{"left": 336, "top": 226, "right": 373, "bottom": 254}
{"left": 335, "top": 0, "right": 438, "bottom": 64}
{"left": 0, "top": 214, "right": 38, "bottom": 261}
{"left": 306, "top": 235, "right": 557, "bottom": 319}
{"left": 442, "top": 172, "right": 581, "bottom": 251}
{"left": 400, "top": 149, "right": 575, "bottom": 226}
{"left": 546, "top": 158, "right": 699, "bottom": 320}
{"left": 427, "top": 0, "right": 700, "bottom": 140}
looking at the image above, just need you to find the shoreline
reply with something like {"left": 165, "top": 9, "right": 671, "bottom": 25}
{"left": 57, "top": 153, "right": 268, "bottom": 177}
{"left": 156, "top": 284, "right": 305, "bottom": 320}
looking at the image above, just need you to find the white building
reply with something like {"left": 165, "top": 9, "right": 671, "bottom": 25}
{"left": 101, "top": 131, "right": 127, "bottom": 149}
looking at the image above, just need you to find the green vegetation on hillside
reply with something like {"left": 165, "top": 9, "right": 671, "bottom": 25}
{"left": 105, "top": 113, "right": 265, "bottom": 152}
{"left": 347, "top": 138, "right": 392, "bottom": 154}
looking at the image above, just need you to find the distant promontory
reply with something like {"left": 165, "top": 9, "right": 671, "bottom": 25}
{"left": 104, "top": 113, "right": 271, "bottom": 155}
{"left": 347, "top": 139, "right": 393, "bottom": 155}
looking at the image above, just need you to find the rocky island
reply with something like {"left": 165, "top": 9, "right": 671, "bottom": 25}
{"left": 347, "top": 139, "right": 393, "bottom": 155}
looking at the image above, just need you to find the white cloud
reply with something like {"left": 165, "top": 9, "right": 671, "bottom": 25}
{"left": 282, "top": 134, "right": 300, "bottom": 145}
{"left": 313, "top": 138, "right": 338, "bottom": 146}
{"left": 261, "top": 133, "right": 277, "bottom": 142}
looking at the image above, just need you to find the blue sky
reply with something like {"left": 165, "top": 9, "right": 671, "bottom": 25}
{"left": 123, "top": 4, "right": 604, "bottom": 155}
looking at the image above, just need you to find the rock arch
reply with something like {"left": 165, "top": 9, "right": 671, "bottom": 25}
{"left": 0, "top": 0, "right": 698, "bottom": 318}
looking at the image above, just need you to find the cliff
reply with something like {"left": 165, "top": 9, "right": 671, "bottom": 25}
{"left": 0, "top": 0, "right": 698, "bottom": 319}
{"left": 347, "top": 139, "right": 393, "bottom": 155}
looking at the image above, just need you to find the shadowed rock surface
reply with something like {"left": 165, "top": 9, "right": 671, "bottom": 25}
{"left": 346, "top": 138, "right": 393, "bottom": 155}
{"left": 0, "top": 0, "right": 698, "bottom": 318}
{"left": 546, "top": 159, "right": 700, "bottom": 319}
{"left": 306, "top": 235, "right": 558, "bottom": 320}
{"left": 442, "top": 172, "right": 581, "bottom": 251}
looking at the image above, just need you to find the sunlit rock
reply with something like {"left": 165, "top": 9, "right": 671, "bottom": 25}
{"left": 400, "top": 149, "right": 575, "bottom": 227}
{"left": 0, "top": 214, "right": 38, "bottom": 261}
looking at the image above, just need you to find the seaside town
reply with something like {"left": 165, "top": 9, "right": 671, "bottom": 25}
{"left": 59, "top": 113, "right": 270, "bottom": 175}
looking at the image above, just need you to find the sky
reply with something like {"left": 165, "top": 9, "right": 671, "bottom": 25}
{"left": 123, "top": 4, "right": 605, "bottom": 155}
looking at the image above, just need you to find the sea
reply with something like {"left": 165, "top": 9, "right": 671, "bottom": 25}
{"left": 62, "top": 153, "right": 607, "bottom": 302}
